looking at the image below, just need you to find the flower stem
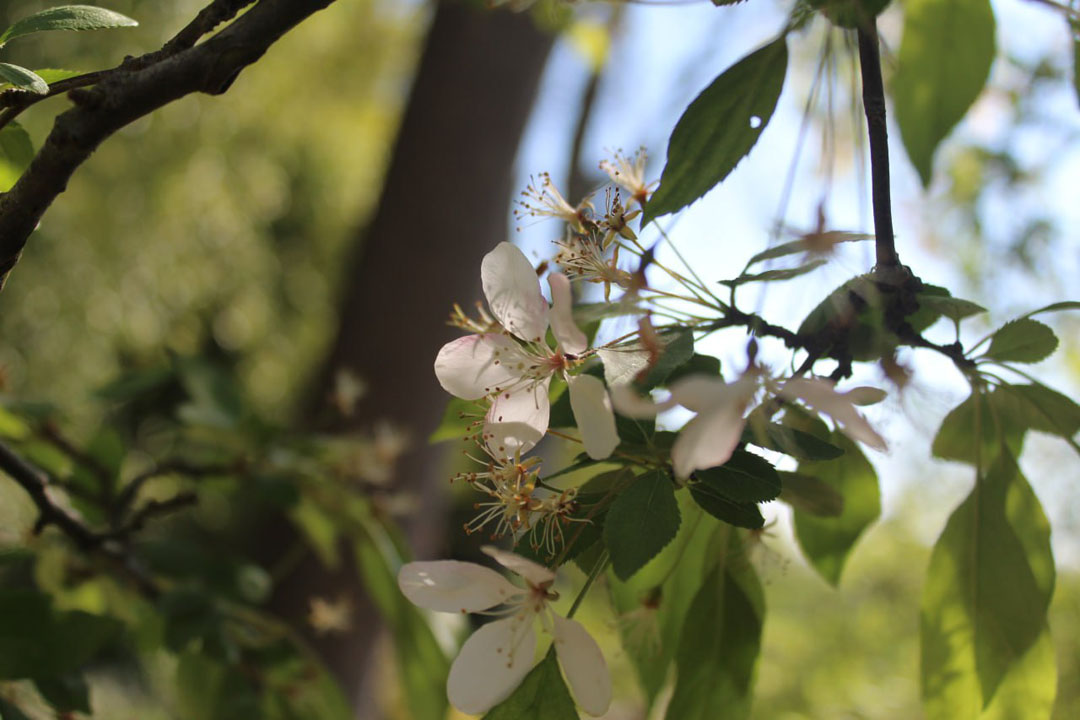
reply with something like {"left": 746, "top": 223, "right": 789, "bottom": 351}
{"left": 567, "top": 549, "right": 609, "bottom": 619}
{"left": 856, "top": 23, "right": 899, "bottom": 271}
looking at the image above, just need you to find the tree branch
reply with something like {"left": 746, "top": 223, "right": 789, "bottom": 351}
{"left": 0, "top": 0, "right": 337, "bottom": 291}
{"left": 856, "top": 23, "right": 900, "bottom": 272}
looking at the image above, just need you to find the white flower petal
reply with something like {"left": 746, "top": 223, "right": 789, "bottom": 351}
{"left": 485, "top": 378, "right": 551, "bottom": 460}
{"left": 434, "top": 334, "right": 523, "bottom": 400}
{"left": 596, "top": 345, "right": 652, "bottom": 387}
{"left": 398, "top": 560, "right": 521, "bottom": 614}
{"left": 669, "top": 375, "right": 749, "bottom": 414}
{"left": 551, "top": 615, "right": 612, "bottom": 716}
{"left": 845, "top": 386, "right": 888, "bottom": 406}
{"left": 609, "top": 383, "right": 675, "bottom": 419}
{"left": 447, "top": 616, "right": 537, "bottom": 715}
{"left": 482, "top": 546, "right": 556, "bottom": 586}
{"left": 547, "top": 272, "right": 588, "bottom": 355}
{"left": 482, "top": 242, "right": 549, "bottom": 343}
{"left": 567, "top": 374, "right": 618, "bottom": 460}
{"left": 779, "top": 378, "right": 887, "bottom": 452}
{"left": 671, "top": 403, "right": 746, "bottom": 478}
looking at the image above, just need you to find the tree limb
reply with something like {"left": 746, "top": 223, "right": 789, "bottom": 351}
{"left": 0, "top": 0, "right": 337, "bottom": 291}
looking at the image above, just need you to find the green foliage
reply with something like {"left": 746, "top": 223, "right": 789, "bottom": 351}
{"left": 0, "top": 62, "right": 47, "bottom": 93}
{"left": 791, "top": 432, "right": 880, "bottom": 586}
{"left": 643, "top": 36, "right": 788, "bottom": 224}
{"left": 921, "top": 451, "right": 1056, "bottom": 716}
{"left": 483, "top": 651, "right": 578, "bottom": 720}
{"left": 637, "top": 330, "right": 694, "bottom": 390}
{"left": 605, "top": 470, "right": 681, "bottom": 580}
{"left": 0, "top": 5, "right": 137, "bottom": 46}
{"left": 917, "top": 293, "right": 987, "bottom": 323}
{"left": 665, "top": 531, "right": 764, "bottom": 720}
{"left": 982, "top": 318, "right": 1058, "bottom": 364}
{"left": 693, "top": 450, "right": 780, "bottom": 504}
{"left": 719, "top": 258, "right": 828, "bottom": 288}
{"left": 778, "top": 471, "right": 843, "bottom": 517}
{"left": 893, "top": 0, "right": 996, "bottom": 186}
{"left": 689, "top": 481, "right": 766, "bottom": 529}
{"left": 752, "top": 422, "right": 845, "bottom": 461}
{"left": 807, "top": 0, "right": 892, "bottom": 29}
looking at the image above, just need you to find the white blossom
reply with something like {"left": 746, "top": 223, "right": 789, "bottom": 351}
{"left": 397, "top": 547, "right": 612, "bottom": 716}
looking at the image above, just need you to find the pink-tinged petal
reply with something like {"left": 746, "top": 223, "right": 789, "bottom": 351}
{"left": 778, "top": 378, "right": 887, "bottom": 452}
{"left": 551, "top": 615, "right": 612, "bottom": 716}
{"left": 398, "top": 560, "right": 521, "bottom": 614}
{"left": 482, "top": 242, "right": 549, "bottom": 343}
{"left": 482, "top": 546, "right": 556, "bottom": 586}
{"left": 567, "top": 374, "right": 618, "bottom": 460}
{"left": 671, "top": 403, "right": 747, "bottom": 478}
{"left": 447, "top": 616, "right": 537, "bottom": 715}
{"left": 669, "top": 374, "right": 756, "bottom": 414}
{"left": 484, "top": 378, "right": 551, "bottom": 460}
{"left": 434, "top": 334, "right": 523, "bottom": 400}
{"left": 609, "top": 384, "right": 676, "bottom": 419}
{"left": 548, "top": 272, "right": 588, "bottom": 355}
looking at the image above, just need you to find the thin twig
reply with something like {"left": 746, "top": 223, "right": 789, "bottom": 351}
{"left": 856, "top": 24, "right": 899, "bottom": 272}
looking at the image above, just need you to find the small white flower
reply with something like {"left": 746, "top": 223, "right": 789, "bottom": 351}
{"left": 774, "top": 377, "right": 888, "bottom": 451}
{"left": 435, "top": 243, "right": 618, "bottom": 461}
{"left": 599, "top": 147, "right": 653, "bottom": 206}
{"left": 514, "top": 173, "right": 590, "bottom": 233}
{"left": 611, "top": 373, "right": 759, "bottom": 478}
{"left": 397, "top": 547, "right": 612, "bottom": 716}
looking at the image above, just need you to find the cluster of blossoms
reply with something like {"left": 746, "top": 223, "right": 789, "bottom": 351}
{"left": 398, "top": 149, "right": 890, "bottom": 716}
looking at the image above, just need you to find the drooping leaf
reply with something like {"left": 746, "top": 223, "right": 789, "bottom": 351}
{"left": 643, "top": 36, "right": 788, "bottom": 224}
{"left": 483, "top": 651, "right": 578, "bottom": 720}
{"left": 0, "top": 63, "right": 47, "bottom": 94}
{"left": 605, "top": 470, "right": 681, "bottom": 580}
{"left": 921, "top": 451, "right": 1055, "bottom": 715}
{"left": 692, "top": 450, "right": 781, "bottom": 504}
{"left": 983, "top": 318, "right": 1058, "bottom": 364}
{"left": 1021, "top": 300, "right": 1080, "bottom": 317}
{"left": 688, "top": 483, "right": 765, "bottom": 529}
{"left": 608, "top": 494, "right": 725, "bottom": 707}
{"left": 719, "top": 258, "right": 827, "bottom": 288}
{"left": 665, "top": 531, "right": 764, "bottom": 720}
{"left": 745, "top": 232, "right": 872, "bottom": 266}
{"left": 917, "top": 294, "right": 987, "bottom": 322}
{"left": 791, "top": 432, "right": 880, "bottom": 585}
{"left": 893, "top": 0, "right": 996, "bottom": 186}
{"left": 778, "top": 471, "right": 843, "bottom": 517}
{"left": 0, "top": 5, "right": 138, "bottom": 45}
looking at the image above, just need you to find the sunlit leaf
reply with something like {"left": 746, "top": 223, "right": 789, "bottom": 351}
{"left": 643, "top": 36, "right": 787, "bottom": 223}
{"left": 665, "top": 531, "right": 764, "bottom": 720}
{"left": 983, "top": 319, "right": 1058, "bottom": 364}
{"left": 791, "top": 433, "right": 880, "bottom": 586}
{"left": 0, "top": 122, "right": 34, "bottom": 172}
{"left": 0, "top": 5, "right": 138, "bottom": 45}
{"left": 921, "top": 451, "right": 1055, "bottom": 714}
{"left": 605, "top": 470, "right": 681, "bottom": 580}
{"left": 483, "top": 651, "right": 578, "bottom": 720}
{"left": 719, "top": 258, "right": 827, "bottom": 288}
{"left": 746, "top": 232, "right": 871, "bottom": 265}
{"left": 0, "top": 63, "right": 47, "bottom": 94}
{"left": 893, "top": 0, "right": 995, "bottom": 186}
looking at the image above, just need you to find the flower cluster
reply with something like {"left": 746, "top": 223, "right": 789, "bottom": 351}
{"left": 400, "top": 149, "right": 892, "bottom": 716}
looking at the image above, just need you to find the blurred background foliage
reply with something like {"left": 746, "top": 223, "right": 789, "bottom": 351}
{"left": 0, "top": 0, "right": 1078, "bottom": 718}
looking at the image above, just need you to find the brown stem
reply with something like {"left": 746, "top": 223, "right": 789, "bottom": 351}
{"left": 856, "top": 24, "right": 899, "bottom": 271}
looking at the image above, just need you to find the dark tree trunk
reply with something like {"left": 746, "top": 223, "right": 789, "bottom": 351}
{"left": 267, "top": 2, "right": 554, "bottom": 714}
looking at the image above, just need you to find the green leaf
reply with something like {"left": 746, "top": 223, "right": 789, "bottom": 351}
{"left": 917, "top": 294, "right": 987, "bottom": 322}
{"left": 719, "top": 258, "right": 827, "bottom": 288}
{"left": 778, "top": 471, "right": 843, "bottom": 517}
{"left": 638, "top": 330, "right": 694, "bottom": 390}
{"left": 609, "top": 495, "right": 726, "bottom": 707}
{"left": 483, "top": 651, "right": 578, "bottom": 720}
{"left": 692, "top": 450, "right": 780, "bottom": 503}
{"left": 0, "top": 63, "right": 47, "bottom": 94}
{"left": 604, "top": 470, "right": 681, "bottom": 580}
{"left": 31, "top": 68, "right": 83, "bottom": 84}
{"left": 665, "top": 352, "right": 721, "bottom": 384}
{"left": 643, "top": 36, "right": 788, "bottom": 224}
{"left": 751, "top": 421, "right": 844, "bottom": 461}
{"left": 353, "top": 510, "right": 449, "bottom": 720}
{"left": 746, "top": 232, "right": 872, "bottom": 265}
{"left": 1020, "top": 299, "right": 1080, "bottom": 318}
{"left": 34, "top": 673, "right": 90, "bottom": 713}
{"left": 921, "top": 451, "right": 1055, "bottom": 715}
{"left": 665, "top": 531, "right": 764, "bottom": 720}
{"left": 983, "top": 318, "right": 1058, "bottom": 363}
{"left": 0, "top": 5, "right": 138, "bottom": 45}
{"left": 893, "top": 0, "right": 996, "bottom": 186}
{"left": 0, "top": 122, "right": 34, "bottom": 172}
{"left": 791, "top": 433, "right": 880, "bottom": 585}
{"left": 0, "top": 590, "right": 121, "bottom": 678}
{"left": 688, "top": 484, "right": 764, "bottom": 529}
{"left": 428, "top": 396, "right": 482, "bottom": 443}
